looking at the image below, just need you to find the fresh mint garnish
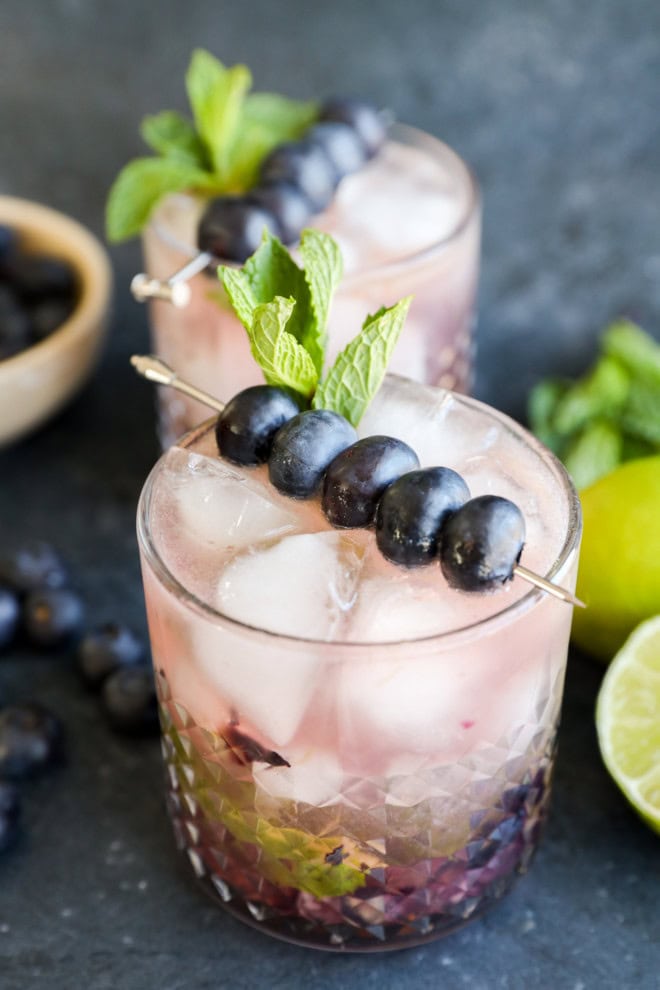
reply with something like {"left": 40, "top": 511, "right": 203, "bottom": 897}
{"left": 528, "top": 319, "right": 660, "bottom": 489}
{"left": 105, "top": 158, "right": 215, "bottom": 243}
{"left": 299, "top": 229, "right": 343, "bottom": 374}
{"left": 106, "top": 50, "right": 317, "bottom": 243}
{"left": 247, "top": 297, "right": 319, "bottom": 398}
{"left": 219, "top": 231, "right": 410, "bottom": 425}
{"left": 140, "top": 111, "right": 209, "bottom": 167}
{"left": 312, "top": 297, "right": 412, "bottom": 424}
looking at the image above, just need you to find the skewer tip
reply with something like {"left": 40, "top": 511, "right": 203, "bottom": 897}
{"left": 130, "top": 354, "right": 177, "bottom": 386}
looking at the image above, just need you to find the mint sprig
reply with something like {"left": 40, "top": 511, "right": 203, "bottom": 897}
{"left": 106, "top": 50, "right": 317, "bottom": 243}
{"left": 219, "top": 230, "right": 411, "bottom": 425}
{"left": 528, "top": 319, "right": 660, "bottom": 489}
{"left": 312, "top": 298, "right": 412, "bottom": 423}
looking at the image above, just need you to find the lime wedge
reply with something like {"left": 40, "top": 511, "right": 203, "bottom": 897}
{"left": 596, "top": 615, "right": 660, "bottom": 834}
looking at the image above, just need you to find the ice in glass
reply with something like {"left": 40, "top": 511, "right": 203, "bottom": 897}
{"left": 137, "top": 375, "right": 581, "bottom": 951}
{"left": 142, "top": 127, "right": 480, "bottom": 446}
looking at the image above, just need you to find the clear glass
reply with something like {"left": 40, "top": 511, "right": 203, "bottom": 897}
{"left": 136, "top": 380, "right": 581, "bottom": 952}
{"left": 141, "top": 125, "right": 481, "bottom": 446}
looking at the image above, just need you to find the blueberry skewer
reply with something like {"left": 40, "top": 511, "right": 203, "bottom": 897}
{"left": 130, "top": 354, "right": 584, "bottom": 609}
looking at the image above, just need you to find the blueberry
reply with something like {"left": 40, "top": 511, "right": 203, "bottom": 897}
{"left": 319, "top": 98, "right": 387, "bottom": 158}
{"left": 0, "top": 224, "right": 19, "bottom": 265}
{"left": 102, "top": 667, "right": 159, "bottom": 736}
{"left": 247, "top": 181, "right": 313, "bottom": 245}
{"left": 269, "top": 409, "right": 357, "bottom": 498}
{"left": 322, "top": 436, "right": 420, "bottom": 528}
{"left": 440, "top": 495, "right": 526, "bottom": 592}
{"left": 22, "top": 587, "right": 85, "bottom": 649}
{"left": 6, "top": 254, "right": 76, "bottom": 302}
{"left": 259, "top": 140, "right": 337, "bottom": 212}
{"left": 0, "top": 703, "right": 63, "bottom": 779}
{"left": 376, "top": 467, "right": 471, "bottom": 567}
{"left": 0, "top": 541, "right": 69, "bottom": 594}
{"left": 29, "top": 297, "right": 75, "bottom": 341}
{"left": 0, "top": 781, "right": 21, "bottom": 852}
{"left": 0, "top": 587, "right": 20, "bottom": 650}
{"left": 77, "top": 624, "right": 146, "bottom": 689}
{"left": 216, "top": 385, "right": 300, "bottom": 466}
{"left": 0, "top": 285, "right": 32, "bottom": 360}
{"left": 308, "top": 122, "right": 367, "bottom": 180}
{"left": 197, "top": 197, "right": 279, "bottom": 262}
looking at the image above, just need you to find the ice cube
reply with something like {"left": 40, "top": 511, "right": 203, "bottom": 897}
{"left": 217, "top": 531, "right": 369, "bottom": 640}
{"left": 171, "top": 450, "right": 302, "bottom": 553}
{"left": 358, "top": 376, "right": 455, "bottom": 467}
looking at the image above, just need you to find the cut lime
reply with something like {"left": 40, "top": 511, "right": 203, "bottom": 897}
{"left": 596, "top": 615, "right": 660, "bottom": 834}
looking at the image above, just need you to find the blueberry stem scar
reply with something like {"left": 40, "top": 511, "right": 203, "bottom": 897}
{"left": 130, "top": 356, "right": 584, "bottom": 609}
{"left": 130, "top": 251, "right": 213, "bottom": 308}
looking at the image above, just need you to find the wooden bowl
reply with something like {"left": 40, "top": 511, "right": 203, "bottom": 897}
{"left": 0, "top": 196, "right": 112, "bottom": 447}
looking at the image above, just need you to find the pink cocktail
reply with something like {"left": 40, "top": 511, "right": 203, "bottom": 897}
{"left": 141, "top": 126, "right": 480, "bottom": 446}
{"left": 137, "top": 375, "right": 581, "bottom": 951}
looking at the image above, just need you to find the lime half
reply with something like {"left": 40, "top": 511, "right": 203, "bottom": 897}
{"left": 596, "top": 615, "right": 660, "bottom": 834}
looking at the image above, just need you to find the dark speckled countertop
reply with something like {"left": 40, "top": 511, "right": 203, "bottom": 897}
{"left": 0, "top": 2, "right": 658, "bottom": 987}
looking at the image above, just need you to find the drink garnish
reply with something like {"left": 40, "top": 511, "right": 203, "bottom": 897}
{"left": 106, "top": 50, "right": 318, "bottom": 243}
{"left": 131, "top": 353, "right": 583, "bottom": 608}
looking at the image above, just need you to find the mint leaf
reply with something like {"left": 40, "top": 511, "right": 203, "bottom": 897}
{"left": 313, "top": 297, "right": 412, "bottom": 425}
{"left": 247, "top": 297, "right": 318, "bottom": 397}
{"left": 185, "top": 50, "right": 251, "bottom": 182}
{"left": 552, "top": 354, "right": 629, "bottom": 436}
{"left": 140, "top": 111, "right": 209, "bottom": 168}
{"left": 620, "top": 379, "right": 660, "bottom": 446}
{"left": 299, "top": 230, "right": 343, "bottom": 375}
{"left": 527, "top": 378, "right": 570, "bottom": 454}
{"left": 220, "top": 232, "right": 310, "bottom": 343}
{"left": 105, "top": 157, "right": 213, "bottom": 242}
{"left": 603, "top": 319, "right": 660, "bottom": 387}
{"left": 563, "top": 419, "right": 623, "bottom": 490}
{"left": 223, "top": 92, "right": 318, "bottom": 190}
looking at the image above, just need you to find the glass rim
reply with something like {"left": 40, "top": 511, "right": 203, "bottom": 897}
{"left": 147, "top": 122, "right": 481, "bottom": 286}
{"left": 136, "top": 386, "right": 582, "bottom": 653}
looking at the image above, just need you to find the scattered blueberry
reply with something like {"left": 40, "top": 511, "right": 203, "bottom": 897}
{"left": 322, "top": 436, "right": 420, "bottom": 528}
{"left": 268, "top": 409, "right": 357, "bottom": 498}
{"left": 0, "top": 541, "right": 69, "bottom": 594}
{"left": 77, "top": 624, "right": 146, "bottom": 689}
{"left": 259, "top": 140, "right": 337, "bottom": 212}
{"left": 197, "top": 197, "right": 279, "bottom": 262}
{"left": 319, "top": 98, "right": 387, "bottom": 158}
{"left": 0, "top": 587, "right": 20, "bottom": 650}
{"left": 376, "top": 467, "right": 471, "bottom": 566}
{"left": 101, "top": 667, "right": 159, "bottom": 735}
{"left": 247, "top": 181, "right": 313, "bottom": 245}
{"left": 308, "top": 121, "right": 367, "bottom": 181}
{"left": 216, "top": 385, "right": 300, "bottom": 466}
{"left": 22, "top": 587, "right": 85, "bottom": 649}
{"left": 0, "top": 703, "right": 63, "bottom": 779}
{"left": 0, "top": 781, "right": 21, "bottom": 852}
{"left": 440, "top": 495, "right": 526, "bottom": 591}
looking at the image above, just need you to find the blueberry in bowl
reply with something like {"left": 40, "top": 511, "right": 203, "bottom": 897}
{"left": 0, "top": 196, "right": 112, "bottom": 447}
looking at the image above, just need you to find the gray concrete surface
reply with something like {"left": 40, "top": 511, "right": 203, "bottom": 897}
{"left": 0, "top": 2, "right": 658, "bottom": 987}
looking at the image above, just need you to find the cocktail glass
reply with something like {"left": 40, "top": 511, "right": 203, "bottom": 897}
{"left": 136, "top": 375, "right": 581, "bottom": 951}
{"left": 140, "top": 125, "right": 481, "bottom": 446}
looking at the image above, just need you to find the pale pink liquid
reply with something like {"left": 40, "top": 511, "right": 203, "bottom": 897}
{"left": 142, "top": 126, "right": 481, "bottom": 446}
{"left": 137, "top": 377, "right": 581, "bottom": 950}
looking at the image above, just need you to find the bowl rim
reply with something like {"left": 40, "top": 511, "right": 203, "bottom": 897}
{"left": 0, "top": 194, "right": 112, "bottom": 376}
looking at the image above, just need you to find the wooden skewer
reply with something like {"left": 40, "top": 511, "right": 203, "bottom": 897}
{"left": 131, "top": 354, "right": 584, "bottom": 609}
